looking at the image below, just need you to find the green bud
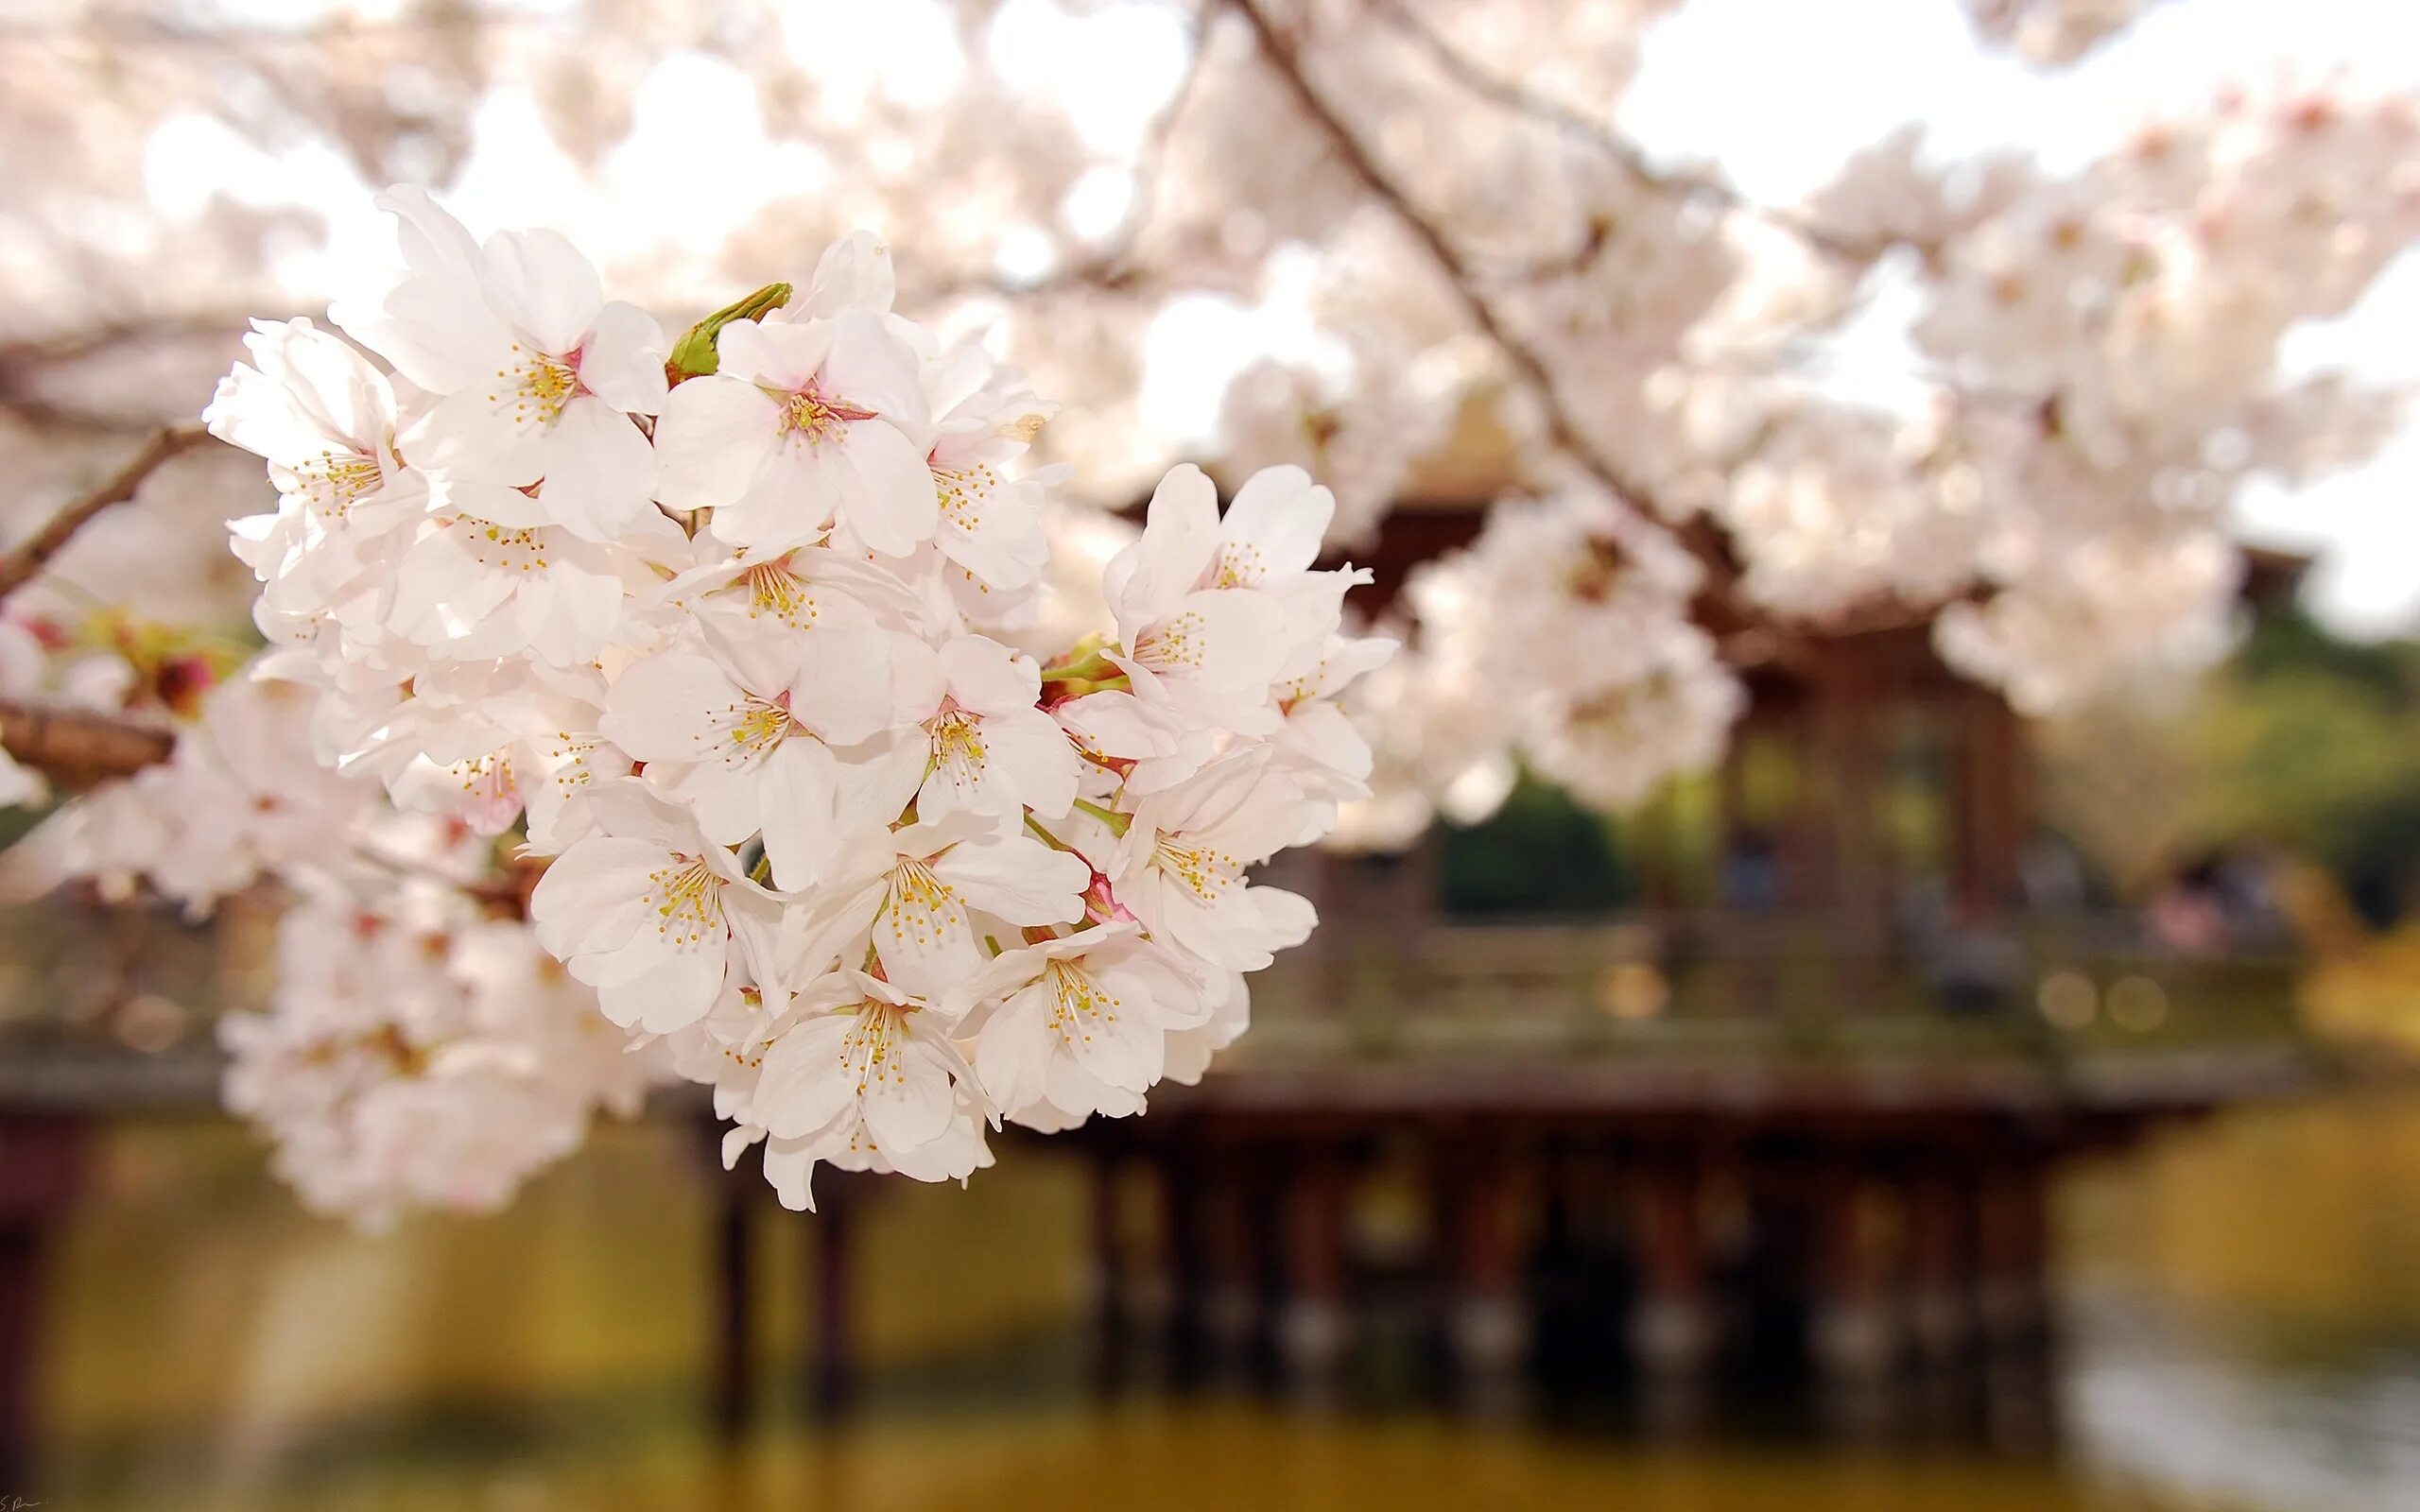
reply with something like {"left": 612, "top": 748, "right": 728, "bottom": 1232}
{"left": 666, "top": 282, "right": 793, "bottom": 380}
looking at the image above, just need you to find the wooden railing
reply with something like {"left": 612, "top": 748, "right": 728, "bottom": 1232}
{"left": 1241, "top": 910, "right": 2307, "bottom": 1065}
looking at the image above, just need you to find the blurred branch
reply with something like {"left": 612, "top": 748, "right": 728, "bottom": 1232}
{"left": 0, "top": 424, "right": 215, "bottom": 606}
{"left": 0, "top": 310, "right": 264, "bottom": 374}
{"left": 908, "top": 5, "right": 1211, "bottom": 308}
{"left": 0, "top": 699, "right": 175, "bottom": 783}
{"left": 1080, "top": 3, "right": 1212, "bottom": 287}
{"left": 1226, "top": 0, "right": 1745, "bottom": 603}
{"left": 1368, "top": 0, "right": 1886, "bottom": 265}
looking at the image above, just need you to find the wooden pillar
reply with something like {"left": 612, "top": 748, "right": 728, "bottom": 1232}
{"left": 1278, "top": 1146, "right": 1350, "bottom": 1381}
{"left": 1810, "top": 1158, "right": 1895, "bottom": 1383}
{"left": 707, "top": 1156, "right": 755, "bottom": 1442}
{"left": 1977, "top": 1152, "right": 2052, "bottom": 1345}
{"left": 1907, "top": 1161, "right": 1979, "bottom": 1363}
{"left": 1201, "top": 1147, "right": 1266, "bottom": 1368}
{"left": 805, "top": 1174, "right": 860, "bottom": 1415}
{"left": 1953, "top": 689, "right": 2029, "bottom": 918}
{"left": 1630, "top": 1152, "right": 1714, "bottom": 1376}
{"left": 1436, "top": 1137, "right": 1528, "bottom": 1385}
{"left": 0, "top": 1116, "right": 84, "bottom": 1488}
{"left": 1087, "top": 1152, "right": 1123, "bottom": 1327}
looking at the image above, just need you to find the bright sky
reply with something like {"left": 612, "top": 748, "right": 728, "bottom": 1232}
{"left": 141, "top": 0, "right": 2420, "bottom": 633}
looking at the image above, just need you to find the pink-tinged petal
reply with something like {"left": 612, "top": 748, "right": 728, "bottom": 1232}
{"left": 859, "top": 1035, "right": 958, "bottom": 1153}
{"left": 753, "top": 1015, "right": 861, "bottom": 1138}
{"left": 599, "top": 651, "right": 745, "bottom": 761}
{"left": 935, "top": 834, "right": 1090, "bottom": 925}
{"left": 528, "top": 836, "right": 662, "bottom": 958}
{"left": 1247, "top": 885, "right": 1318, "bottom": 953}
{"left": 1150, "top": 747, "right": 1272, "bottom": 837}
{"left": 479, "top": 228, "right": 605, "bottom": 355}
{"left": 401, "top": 384, "right": 548, "bottom": 483}
{"left": 831, "top": 421, "right": 939, "bottom": 557}
{"left": 526, "top": 558, "right": 624, "bottom": 667}
{"left": 803, "top": 232, "right": 896, "bottom": 318}
{"left": 1219, "top": 465, "right": 1332, "bottom": 578}
{"left": 780, "top": 880, "right": 889, "bottom": 985}
{"left": 975, "top": 983, "right": 1055, "bottom": 1112}
{"left": 759, "top": 1138, "right": 821, "bottom": 1212}
{"left": 599, "top": 941, "right": 727, "bottom": 1033}
{"left": 578, "top": 301, "right": 669, "bottom": 415}
{"left": 661, "top": 759, "right": 761, "bottom": 849}
{"left": 717, "top": 318, "right": 834, "bottom": 390}
{"left": 758, "top": 738, "right": 843, "bottom": 891}
{"left": 653, "top": 376, "right": 781, "bottom": 510}
{"left": 707, "top": 444, "right": 838, "bottom": 554}
{"left": 384, "top": 530, "right": 512, "bottom": 646}
{"left": 333, "top": 264, "right": 505, "bottom": 395}
{"left": 1063, "top": 977, "right": 1165, "bottom": 1093}
{"left": 821, "top": 309, "right": 927, "bottom": 424}
{"left": 251, "top": 318, "right": 393, "bottom": 453}
{"left": 792, "top": 627, "right": 917, "bottom": 747}
{"left": 939, "top": 636, "right": 1039, "bottom": 714}
{"left": 938, "top": 492, "right": 1047, "bottom": 591}
{"left": 871, "top": 884, "right": 987, "bottom": 1002}
{"left": 1056, "top": 689, "right": 1179, "bottom": 761}
{"left": 980, "top": 706, "right": 1081, "bottom": 821}
{"left": 1105, "top": 464, "right": 1219, "bottom": 631}
{"left": 539, "top": 397, "right": 657, "bottom": 541}
{"left": 834, "top": 732, "right": 929, "bottom": 833}
{"left": 427, "top": 473, "right": 555, "bottom": 528}
{"left": 376, "top": 185, "right": 483, "bottom": 280}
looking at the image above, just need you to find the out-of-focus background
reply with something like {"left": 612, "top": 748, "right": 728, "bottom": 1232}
{"left": 6, "top": 1, "right": 2420, "bottom": 1508}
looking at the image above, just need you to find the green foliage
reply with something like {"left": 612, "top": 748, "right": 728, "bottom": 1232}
{"left": 2194, "top": 609, "right": 2420, "bottom": 924}
{"left": 1439, "top": 775, "right": 1634, "bottom": 917}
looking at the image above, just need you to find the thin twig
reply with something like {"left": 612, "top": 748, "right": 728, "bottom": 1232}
{"left": 0, "top": 424, "right": 213, "bottom": 605}
{"left": 0, "top": 698, "right": 176, "bottom": 783}
{"left": 1224, "top": 0, "right": 1743, "bottom": 601}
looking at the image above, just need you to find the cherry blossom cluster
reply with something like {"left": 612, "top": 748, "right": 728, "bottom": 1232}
{"left": 166, "top": 189, "right": 1384, "bottom": 1218}
{"left": 1340, "top": 489, "right": 1738, "bottom": 845}
{"left": 220, "top": 880, "right": 653, "bottom": 1229}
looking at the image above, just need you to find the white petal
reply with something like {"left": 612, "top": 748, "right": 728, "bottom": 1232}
{"left": 652, "top": 377, "right": 780, "bottom": 510}
{"left": 1220, "top": 465, "right": 1332, "bottom": 576}
{"left": 578, "top": 301, "right": 669, "bottom": 415}
{"left": 1106, "top": 464, "right": 1219, "bottom": 632}
{"left": 860, "top": 1034, "right": 958, "bottom": 1153}
{"left": 753, "top": 1015, "right": 859, "bottom": 1138}
{"left": 479, "top": 228, "right": 605, "bottom": 355}
{"left": 935, "top": 834, "right": 1090, "bottom": 925}
{"left": 717, "top": 318, "right": 833, "bottom": 389}
{"left": 758, "top": 738, "right": 842, "bottom": 890}
{"left": 832, "top": 421, "right": 939, "bottom": 558}
{"left": 599, "top": 652, "right": 745, "bottom": 761}
{"left": 538, "top": 397, "right": 657, "bottom": 541}
{"left": 939, "top": 635, "right": 1039, "bottom": 714}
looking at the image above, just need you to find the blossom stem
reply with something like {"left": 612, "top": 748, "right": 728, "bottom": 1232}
{"left": 1024, "top": 815, "right": 1074, "bottom": 851}
{"left": 1037, "top": 645, "right": 1119, "bottom": 684}
{"left": 1071, "top": 798, "right": 1131, "bottom": 837}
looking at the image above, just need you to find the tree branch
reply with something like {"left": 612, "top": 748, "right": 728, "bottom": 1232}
{"left": 0, "top": 699, "right": 176, "bottom": 784}
{"left": 0, "top": 424, "right": 214, "bottom": 605}
{"left": 1224, "top": 0, "right": 1744, "bottom": 601}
